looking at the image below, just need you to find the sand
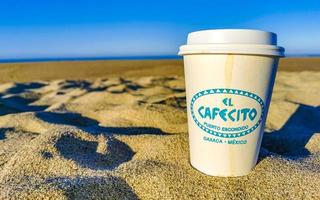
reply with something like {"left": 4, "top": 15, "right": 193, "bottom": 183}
{"left": 0, "top": 63, "right": 319, "bottom": 199}
{"left": 0, "top": 58, "right": 320, "bottom": 83}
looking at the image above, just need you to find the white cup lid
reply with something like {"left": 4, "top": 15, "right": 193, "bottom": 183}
{"left": 179, "top": 29, "right": 284, "bottom": 57}
{"left": 187, "top": 29, "right": 277, "bottom": 45}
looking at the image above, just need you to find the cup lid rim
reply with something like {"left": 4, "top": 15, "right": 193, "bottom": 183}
{"left": 178, "top": 43, "right": 285, "bottom": 57}
{"left": 186, "top": 29, "right": 278, "bottom": 46}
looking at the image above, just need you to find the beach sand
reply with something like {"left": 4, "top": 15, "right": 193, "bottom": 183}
{"left": 0, "top": 59, "right": 319, "bottom": 199}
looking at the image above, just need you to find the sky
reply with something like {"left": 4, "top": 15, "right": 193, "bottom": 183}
{"left": 0, "top": 0, "right": 319, "bottom": 59}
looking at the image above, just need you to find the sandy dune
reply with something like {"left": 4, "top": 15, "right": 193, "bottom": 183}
{"left": 0, "top": 70, "right": 319, "bottom": 199}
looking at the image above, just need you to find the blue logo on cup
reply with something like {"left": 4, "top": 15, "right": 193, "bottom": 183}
{"left": 190, "top": 88, "right": 264, "bottom": 138}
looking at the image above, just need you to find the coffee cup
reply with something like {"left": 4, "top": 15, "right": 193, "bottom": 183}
{"left": 179, "top": 29, "right": 284, "bottom": 176}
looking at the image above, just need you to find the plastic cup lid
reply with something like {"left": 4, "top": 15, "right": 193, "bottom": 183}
{"left": 179, "top": 29, "right": 285, "bottom": 57}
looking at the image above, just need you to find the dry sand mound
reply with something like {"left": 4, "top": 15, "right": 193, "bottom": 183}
{"left": 0, "top": 72, "right": 319, "bottom": 199}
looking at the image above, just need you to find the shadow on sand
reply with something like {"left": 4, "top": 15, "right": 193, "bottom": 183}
{"left": 0, "top": 82, "right": 166, "bottom": 136}
{"left": 261, "top": 104, "right": 320, "bottom": 160}
{"left": 35, "top": 111, "right": 167, "bottom": 136}
{"left": 55, "top": 135, "right": 135, "bottom": 170}
{"left": 6, "top": 82, "right": 47, "bottom": 94}
{"left": 0, "top": 128, "right": 15, "bottom": 140}
{"left": 0, "top": 82, "right": 48, "bottom": 116}
{"left": 0, "top": 81, "right": 166, "bottom": 198}
{"left": 46, "top": 176, "right": 138, "bottom": 200}
{"left": 34, "top": 111, "right": 167, "bottom": 173}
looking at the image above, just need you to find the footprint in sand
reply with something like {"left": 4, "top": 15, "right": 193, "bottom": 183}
{"left": 55, "top": 135, "right": 134, "bottom": 170}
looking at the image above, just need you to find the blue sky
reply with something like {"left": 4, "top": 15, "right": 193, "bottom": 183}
{"left": 0, "top": 0, "right": 319, "bottom": 59}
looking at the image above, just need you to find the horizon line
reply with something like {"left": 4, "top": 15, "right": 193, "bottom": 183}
{"left": 1, "top": 54, "right": 320, "bottom": 64}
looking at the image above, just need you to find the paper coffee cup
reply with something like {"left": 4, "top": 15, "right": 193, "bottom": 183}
{"left": 178, "top": 29, "right": 284, "bottom": 177}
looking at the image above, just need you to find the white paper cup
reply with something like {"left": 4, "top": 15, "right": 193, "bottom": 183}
{"left": 179, "top": 29, "right": 284, "bottom": 177}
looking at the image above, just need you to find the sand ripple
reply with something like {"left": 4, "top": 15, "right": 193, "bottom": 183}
{"left": 0, "top": 73, "right": 319, "bottom": 199}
